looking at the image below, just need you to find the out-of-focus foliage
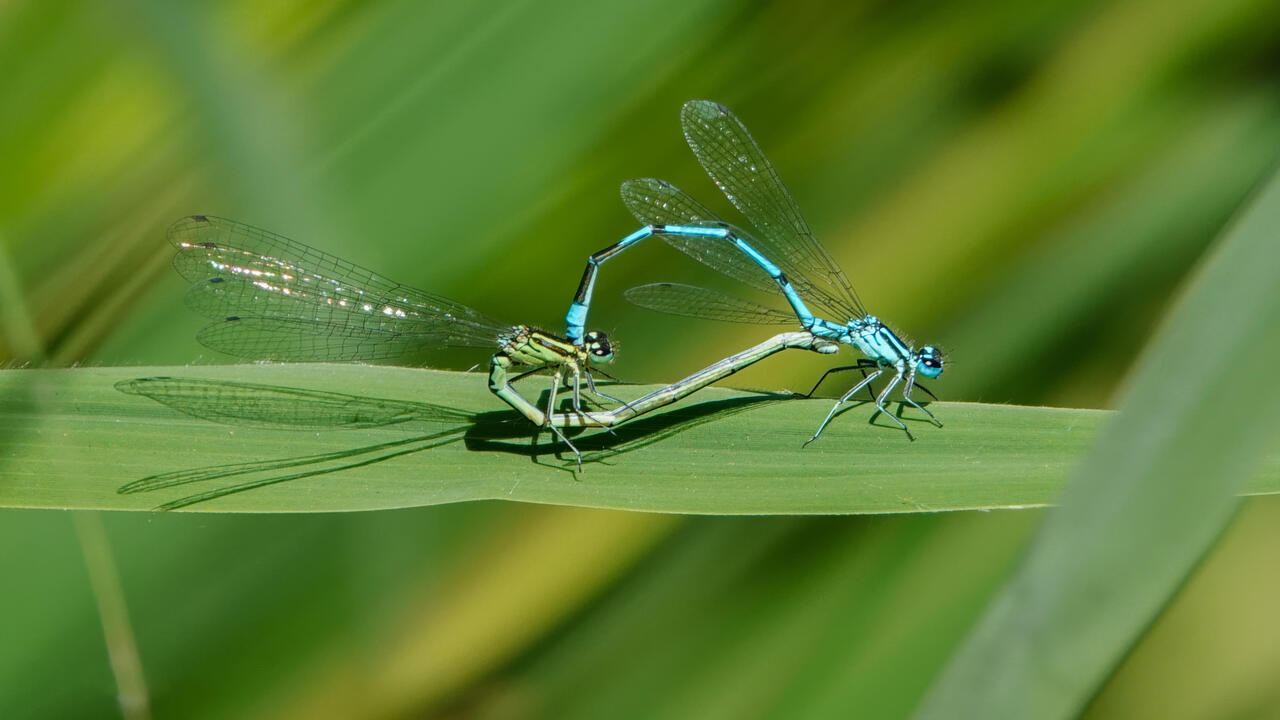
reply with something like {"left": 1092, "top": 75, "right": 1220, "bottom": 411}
{"left": 2, "top": 0, "right": 1279, "bottom": 717}
{"left": 917, "top": 149, "right": 1280, "bottom": 720}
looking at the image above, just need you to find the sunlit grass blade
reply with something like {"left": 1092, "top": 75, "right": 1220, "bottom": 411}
{"left": 0, "top": 363, "right": 1277, "bottom": 514}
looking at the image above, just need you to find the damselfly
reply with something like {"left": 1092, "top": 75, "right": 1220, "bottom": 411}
{"left": 566, "top": 100, "right": 945, "bottom": 442}
{"left": 168, "top": 215, "right": 618, "bottom": 464}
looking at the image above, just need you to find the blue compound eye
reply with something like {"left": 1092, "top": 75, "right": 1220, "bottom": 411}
{"left": 917, "top": 346, "right": 944, "bottom": 378}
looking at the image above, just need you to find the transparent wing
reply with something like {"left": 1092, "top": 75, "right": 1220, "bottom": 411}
{"left": 169, "top": 216, "right": 509, "bottom": 359}
{"left": 624, "top": 283, "right": 794, "bottom": 325}
{"left": 194, "top": 316, "right": 486, "bottom": 363}
{"left": 680, "top": 100, "right": 866, "bottom": 319}
{"left": 621, "top": 178, "right": 779, "bottom": 295}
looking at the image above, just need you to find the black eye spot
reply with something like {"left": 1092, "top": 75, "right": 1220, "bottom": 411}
{"left": 588, "top": 334, "right": 613, "bottom": 357}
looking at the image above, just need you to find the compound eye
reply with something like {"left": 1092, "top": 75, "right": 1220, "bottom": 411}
{"left": 917, "top": 346, "right": 944, "bottom": 375}
{"left": 584, "top": 331, "right": 613, "bottom": 358}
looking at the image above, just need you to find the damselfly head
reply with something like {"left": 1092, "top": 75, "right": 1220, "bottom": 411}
{"left": 583, "top": 330, "right": 614, "bottom": 363}
{"left": 915, "top": 346, "right": 944, "bottom": 379}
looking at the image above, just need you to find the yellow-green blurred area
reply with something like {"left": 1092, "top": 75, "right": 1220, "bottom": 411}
{"left": 1, "top": 0, "right": 1278, "bottom": 717}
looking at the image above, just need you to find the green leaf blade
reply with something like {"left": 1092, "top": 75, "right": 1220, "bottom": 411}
{"left": 1, "top": 363, "right": 1277, "bottom": 515}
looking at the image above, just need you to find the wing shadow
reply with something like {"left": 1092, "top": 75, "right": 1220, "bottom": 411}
{"left": 115, "top": 376, "right": 789, "bottom": 509}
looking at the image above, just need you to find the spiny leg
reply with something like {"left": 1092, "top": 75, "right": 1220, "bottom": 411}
{"left": 804, "top": 368, "right": 883, "bottom": 447}
{"left": 869, "top": 369, "right": 913, "bottom": 440}
{"left": 804, "top": 359, "right": 879, "bottom": 401}
{"left": 541, "top": 367, "right": 563, "bottom": 428}
{"left": 569, "top": 366, "right": 583, "bottom": 413}
{"left": 587, "top": 364, "right": 623, "bottom": 383}
{"left": 571, "top": 366, "right": 618, "bottom": 434}
{"left": 901, "top": 369, "right": 942, "bottom": 427}
{"left": 585, "top": 369, "right": 637, "bottom": 414}
{"left": 541, "top": 368, "right": 583, "bottom": 468}
{"left": 913, "top": 382, "right": 939, "bottom": 402}
{"left": 584, "top": 368, "right": 627, "bottom": 405}
{"left": 508, "top": 366, "right": 545, "bottom": 384}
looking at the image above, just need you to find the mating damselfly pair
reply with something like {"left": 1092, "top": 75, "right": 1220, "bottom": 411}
{"left": 162, "top": 100, "right": 944, "bottom": 466}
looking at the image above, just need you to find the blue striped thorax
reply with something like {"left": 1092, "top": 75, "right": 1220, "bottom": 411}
{"left": 841, "top": 315, "right": 945, "bottom": 379}
{"left": 845, "top": 316, "right": 904, "bottom": 367}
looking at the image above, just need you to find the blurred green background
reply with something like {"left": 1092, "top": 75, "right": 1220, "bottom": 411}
{"left": 3, "top": 0, "right": 1280, "bottom": 717}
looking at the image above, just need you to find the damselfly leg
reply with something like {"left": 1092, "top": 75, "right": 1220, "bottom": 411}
{"left": 869, "top": 369, "right": 913, "bottom": 440}
{"left": 804, "top": 367, "right": 885, "bottom": 446}
{"left": 804, "top": 359, "right": 880, "bottom": 402}
{"left": 901, "top": 368, "right": 943, "bottom": 427}
{"left": 539, "top": 367, "right": 585, "bottom": 468}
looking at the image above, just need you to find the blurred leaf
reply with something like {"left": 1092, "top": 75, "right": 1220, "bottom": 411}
{"left": 914, "top": 152, "right": 1280, "bottom": 719}
{"left": 71, "top": 512, "right": 149, "bottom": 720}
{"left": 476, "top": 512, "right": 1038, "bottom": 720}
{"left": 348, "top": 507, "right": 676, "bottom": 718}
{"left": 0, "top": 510, "right": 119, "bottom": 718}
{"left": 840, "top": 0, "right": 1272, "bottom": 318}
{"left": 1086, "top": 496, "right": 1280, "bottom": 718}
{"left": 941, "top": 90, "right": 1280, "bottom": 403}
{"left": 0, "top": 240, "right": 42, "bottom": 361}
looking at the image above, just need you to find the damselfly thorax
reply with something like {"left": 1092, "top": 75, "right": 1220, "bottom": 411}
{"left": 495, "top": 326, "right": 611, "bottom": 370}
